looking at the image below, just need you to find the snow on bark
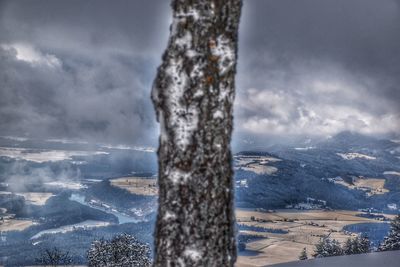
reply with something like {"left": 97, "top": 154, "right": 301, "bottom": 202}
{"left": 151, "top": 0, "right": 242, "bottom": 266}
{"left": 211, "top": 35, "right": 236, "bottom": 75}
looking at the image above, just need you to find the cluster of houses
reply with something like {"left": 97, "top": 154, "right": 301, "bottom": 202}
{"left": 285, "top": 197, "right": 328, "bottom": 210}
{"left": 235, "top": 179, "right": 248, "bottom": 188}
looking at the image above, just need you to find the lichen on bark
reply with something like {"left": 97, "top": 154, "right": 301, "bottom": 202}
{"left": 151, "top": 0, "right": 242, "bottom": 266}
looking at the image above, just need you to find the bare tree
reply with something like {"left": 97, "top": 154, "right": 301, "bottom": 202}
{"left": 151, "top": 0, "right": 242, "bottom": 266}
{"left": 35, "top": 247, "right": 72, "bottom": 267}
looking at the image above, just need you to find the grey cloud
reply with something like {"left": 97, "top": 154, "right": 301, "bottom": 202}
{"left": 0, "top": 0, "right": 399, "bottom": 148}
{"left": 0, "top": 0, "right": 172, "bottom": 146}
{"left": 0, "top": 45, "right": 157, "bottom": 145}
{"left": 234, "top": 0, "right": 400, "bottom": 143}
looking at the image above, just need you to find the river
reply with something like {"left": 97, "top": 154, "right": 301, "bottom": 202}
{"left": 69, "top": 193, "right": 140, "bottom": 224}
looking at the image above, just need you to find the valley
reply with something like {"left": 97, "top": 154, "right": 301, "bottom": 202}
{"left": 0, "top": 132, "right": 399, "bottom": 266}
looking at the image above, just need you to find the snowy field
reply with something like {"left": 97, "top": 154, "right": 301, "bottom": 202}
{"left": 0, "top": 219, "right": 35, "bottom": 232}
{"left": 336, "top": 153, "right": 376, "bottom": 160}
{"left": 234, "top": 155, "right": 281, "bottom": 175}
{"left": 110, "top": 177, "right": 158, "bottom": 196}
{"left": 15, "top": 192, "right": 54, "bottom": 206}
{"left": 269, "top": 250, "right": 400, "bottom": 267}
{"left": 0, "top": 147, "right": 108, "bottom": 163}
{"left": 30, "top": 220, "right": 110, "bottom": 239}
{"left": 236, "top": 208, "right": 391, "bottom": 266}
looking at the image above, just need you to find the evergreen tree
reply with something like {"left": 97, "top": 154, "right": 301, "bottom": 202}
{"left": 359, "top": 236, "right": 371, "bottom": 254}
{"left": 343, "top": 238, "right": 353, "bottom": 255}
{"left": 343, "top": 236, "right": 370, "bottom": 255}
{"left": 379, "top": 214, "right": 400, "bottom": 251}
{"left": 87, "top": 233, "right": 151, "bottom": 267}
{"left": 299, "top": 247, "right": 308, "bottom": 260}
{"left": 313, "top": 236, "right": 343, "bottom": 258}
{"left": 87, "top": 238, "right": 110, "bottom": 267}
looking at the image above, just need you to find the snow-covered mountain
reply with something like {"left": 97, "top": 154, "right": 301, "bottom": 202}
{"left": 236, "top": 131, "right": 400, "bottom": 211}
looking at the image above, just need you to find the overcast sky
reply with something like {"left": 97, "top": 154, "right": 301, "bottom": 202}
{"left": 0, "top": 0, "right": 399, "bottom": 148}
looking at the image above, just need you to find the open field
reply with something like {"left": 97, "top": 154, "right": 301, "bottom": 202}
{"left": 236, "top": 208, "right": 392, "bottom": 267}
{"left": 110, "top": 177, "right": 157, "bottom": 196}
{"left": 384, "top": 171, "right": 400, "bottom": 176}
{"left": 333, "top": 177, "right": 389, "bottom": 196}
{"left": 0, "top": 219, "right": 34, "bottom": 232}
{"left": 15, "top": 192, "right": 54, "bottom": 206}
{"left": 234, "top": 155, "right": 281, "bottom": 175}
{"left": 31, "top": 220, "right": 110, "bottom": 239}
{"left": 0, "top": 146, "right": 108, "bottom": 163}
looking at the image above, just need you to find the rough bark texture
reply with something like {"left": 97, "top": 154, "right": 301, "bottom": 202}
{"left": 151, "top": 0, "right": 242, "bottom": 266}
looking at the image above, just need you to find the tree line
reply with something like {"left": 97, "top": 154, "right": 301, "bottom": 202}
{"left": 35, "top": 215, "right": 400, "bottom": 266}
{"left": 300, "top": 215, "right": 400, "bottom": 260}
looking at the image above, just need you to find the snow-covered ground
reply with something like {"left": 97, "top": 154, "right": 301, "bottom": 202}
{"left": 15, "top": 192, "right": 53, "bottom": 206}
{"left": 0, "top": 147, "right": 108, "bottom": 163}
{"left": 336, "top": 152, "right": 376, "bottom": 160}
{"left": 101, "top": 144, "right": 155, "bottom": 152}
{"left": 384, "top": 171, "right": 400, "bottom": 176}
{"left": 234, "top": 155, "right": 281, "bottom": 175}
{"left": 30, "top": 220, "right": 110, "bottom": 240}
{"left": 269, "top": 251, "right": 400, "bottom": 267}
{"left": 69, "top": 193, "right": 141, "bottom": 224}
{"left": 294, "top": 146, "right": 316, "bottom": 151}
{"left": 43, "top": 181, "right": 86, "bottom": 190}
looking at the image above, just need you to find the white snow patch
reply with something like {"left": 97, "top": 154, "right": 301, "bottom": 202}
{"left": 159, "top": 110, "right": 169, "bottom": 143}
{"left": 175, "top": 31, "right": 192, "bottom": 49}
{"left": 218, "top": 84, "right": 233, "bottom": 103}
{"left": 184, "top": 248, "right": 202, "bottom": 261}
{"left": 186, "top": 49, "right": 198, "bottom": 58}
{"left": 168, "top": 169, "right": 191, "bottom": 184}
{"left": 211, "top": 35, "right": 235, "bottom": 75}
{"left": 213, "top": 110, "right": 224, "bottom": 119}
{"left": 163, "top": 211, "right": 176, "bottom": 221}
{"left": 384, "top": 171, "right": 400, "bottom": 176}
{"left": 44, "top": 181, "right": 86, "bottom": 190}
{"left": 193, "top": 89, "right": 204, "bottom": 98}
{"left": 176, "top": 8, "right": 200, "bottom": 21}
{"left": 165, "top": 58, "right": 199, "bottom": 150}
{"left": 190, "top": 62, "right": 204, "bottom": 79}
{"left": 0, "top": 147, "right": 108, "bottom": 163}
{"left": 102, "top": 144, "right": 155, "bottom": 152}
{"left": 336, "top": 153, "right": 376, "bottom": 160}
{"left": 31, "top": 220, "right": 110, "bottom": 239}
{"left": 294, "top": 146, "right": 316, "bottom": 151}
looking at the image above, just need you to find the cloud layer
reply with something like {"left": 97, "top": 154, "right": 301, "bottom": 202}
{"left": 0, "top": 0, "right": 172, "bottom": 145}
{"left": 0, "top": 0, "right": 399, "bottom": 147}
{"left": 235, "top": 0, "right": 400, "bottom": 142}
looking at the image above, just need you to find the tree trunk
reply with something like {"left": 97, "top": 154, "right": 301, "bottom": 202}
{"left": 151, "top": 1, "right": 242, "bottom": 266}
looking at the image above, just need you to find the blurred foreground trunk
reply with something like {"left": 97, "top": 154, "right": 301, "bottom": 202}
{"left": 151, "top": 0, "right": 242, "bottom": 266}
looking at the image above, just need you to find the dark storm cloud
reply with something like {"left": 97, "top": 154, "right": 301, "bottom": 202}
{"left": 0, "top": 0, "right": 171, "bottom": 145}
{"left": 0, "top": 0, "right": 399, "bottom": 147}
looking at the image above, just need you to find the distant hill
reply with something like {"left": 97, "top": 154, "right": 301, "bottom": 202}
{"left": 235, "top": 131, "right": 400, "bottom": 211}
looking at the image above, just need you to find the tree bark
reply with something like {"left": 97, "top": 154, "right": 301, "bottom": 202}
{"left": 151, "top": 1, "right": 242, "bottom": 266}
